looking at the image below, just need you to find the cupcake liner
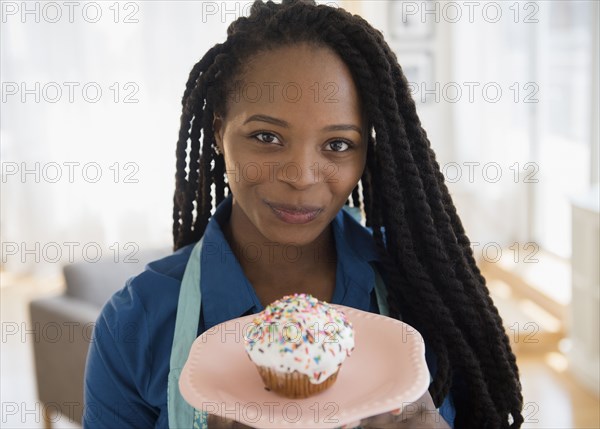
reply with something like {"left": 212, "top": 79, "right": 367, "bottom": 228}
{"left": 256, "top": 366, "right": 340, "bottom": 399}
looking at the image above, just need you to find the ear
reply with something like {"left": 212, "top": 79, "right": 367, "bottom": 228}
{"left": 213, "top": 114, "right": 225, "bottom": 155}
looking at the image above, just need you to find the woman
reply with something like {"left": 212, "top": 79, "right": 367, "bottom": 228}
{"left": 83, "top": 1, "right": 524, "bottom": 428}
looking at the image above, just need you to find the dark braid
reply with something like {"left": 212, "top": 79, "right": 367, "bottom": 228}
{"left": 384, "top": 41, "right": 524, "bottom": 424}
{"left": 172, "top": 1, "right": 523, "bottom": 427}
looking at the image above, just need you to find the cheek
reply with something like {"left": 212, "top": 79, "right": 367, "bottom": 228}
{"left": 324, "top": 163, "right": 361, "bottom": 192}
{"left": 330, "top": 153, "right": 367, "bottom": 190}
{"left": 221, "top": 151, "right": 274, "bottom": 190}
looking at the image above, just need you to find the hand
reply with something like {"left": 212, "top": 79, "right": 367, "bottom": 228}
{"left": 340, "top": 391, "right": 451, "bottom": 429}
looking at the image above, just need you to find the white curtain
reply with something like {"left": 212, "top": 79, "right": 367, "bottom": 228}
{"left": 1, "top": 1, "right": 241, "bottom": 274}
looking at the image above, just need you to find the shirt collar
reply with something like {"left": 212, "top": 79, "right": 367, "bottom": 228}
{"left": 199, "top": 193, "right": 380, "bottom": 330}
{"left": 330, "top": 204, "right": 381, "bottom": 310}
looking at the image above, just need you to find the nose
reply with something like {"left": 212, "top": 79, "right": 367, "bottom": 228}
{"left": 276, "top": 147, "right": 321, "bottom": 190}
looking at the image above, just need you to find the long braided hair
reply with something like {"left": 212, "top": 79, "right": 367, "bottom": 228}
{"left": 172, "top": 1, "right": 524, "bottom": 427}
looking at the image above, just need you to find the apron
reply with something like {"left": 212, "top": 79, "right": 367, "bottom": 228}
{"left": 167, "top": 236, "right": 390, "bottom": 429}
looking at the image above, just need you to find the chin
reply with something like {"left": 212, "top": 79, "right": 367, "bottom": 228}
{"left": 260, "top": 224, "right": 321, "bottom": 247}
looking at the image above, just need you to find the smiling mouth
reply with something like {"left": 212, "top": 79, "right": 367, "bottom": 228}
{"left": 265, "top": 200, "right": 324, "bottom": 224}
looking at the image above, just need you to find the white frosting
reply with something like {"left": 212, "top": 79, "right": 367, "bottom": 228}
{"left": 244, "top": 294, "right": 355, "bottom": 384}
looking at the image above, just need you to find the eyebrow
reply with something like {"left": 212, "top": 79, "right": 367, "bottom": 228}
{"left": 243, "top": 114, "right": 363, "bottom": 136}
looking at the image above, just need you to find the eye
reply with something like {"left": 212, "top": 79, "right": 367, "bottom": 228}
{"left": 251, "top": 132, "right": 281, "bottom": 145}
{"left": 325, "top": 140, "right": 353, "bottom": 152}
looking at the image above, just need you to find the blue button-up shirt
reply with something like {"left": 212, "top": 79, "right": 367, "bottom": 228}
{"left": 83, "top": 194, "right": 455, "bottom": 428}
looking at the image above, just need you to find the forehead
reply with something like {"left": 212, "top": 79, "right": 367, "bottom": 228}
{"left": 225, "top": 43, "right": 363, "bottom": 126}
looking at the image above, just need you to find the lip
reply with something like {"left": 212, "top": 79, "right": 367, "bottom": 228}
{"left": 265, "top": 200, "right": 323, "bottom": 224}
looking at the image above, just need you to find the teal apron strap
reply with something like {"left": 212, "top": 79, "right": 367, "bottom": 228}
{"left": 370, "top": 262, "right": 390, "bottom": 317}
{"left": 168, "top": 238, "right": 208, "bottom": 429}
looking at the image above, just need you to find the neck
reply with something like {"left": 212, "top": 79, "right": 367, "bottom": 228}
{"left": 221, "top": 198, "right": 338, "bottom": 303}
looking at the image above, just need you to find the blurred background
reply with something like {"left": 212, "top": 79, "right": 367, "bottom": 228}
{"left": 1, "top": 1, "right": 598, "bottom": 427}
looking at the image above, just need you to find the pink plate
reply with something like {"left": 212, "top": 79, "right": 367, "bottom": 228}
{"left": 179, "top": 304, "right": 430, "bottom": 428}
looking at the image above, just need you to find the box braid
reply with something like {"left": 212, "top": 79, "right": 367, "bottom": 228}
{"left": 172, "top": 1, "right": 523, "bottom": 427}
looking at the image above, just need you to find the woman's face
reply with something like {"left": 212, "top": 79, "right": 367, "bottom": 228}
{"left": 213, "top": 43, "right": 367, "bottom": 246}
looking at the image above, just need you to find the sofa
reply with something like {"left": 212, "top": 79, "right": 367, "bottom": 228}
{"left": 29, "top": 247, "right": 170, "bottom": 427}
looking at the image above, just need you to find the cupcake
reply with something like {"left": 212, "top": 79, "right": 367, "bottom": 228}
{"left": 244, "top": 293, "right": 355, "bottom": 399}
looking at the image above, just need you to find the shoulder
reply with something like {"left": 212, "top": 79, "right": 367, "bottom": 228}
{"left": 123, "top": 242, "right": 194, "bottom": 302}
{"left": 338, "top": 206, "right": 387, "bottom": 258}
{"left": 85, "top": 245, "right": 197, "bottom": 427}
{"left": 144, "top": 242, "right": 196, "bottom": 281}
{"left": 96, "top": 242, "right": 196, "bottom": 339}
{"left": 340, "top": 206, "right": 386, "bottom": 238}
